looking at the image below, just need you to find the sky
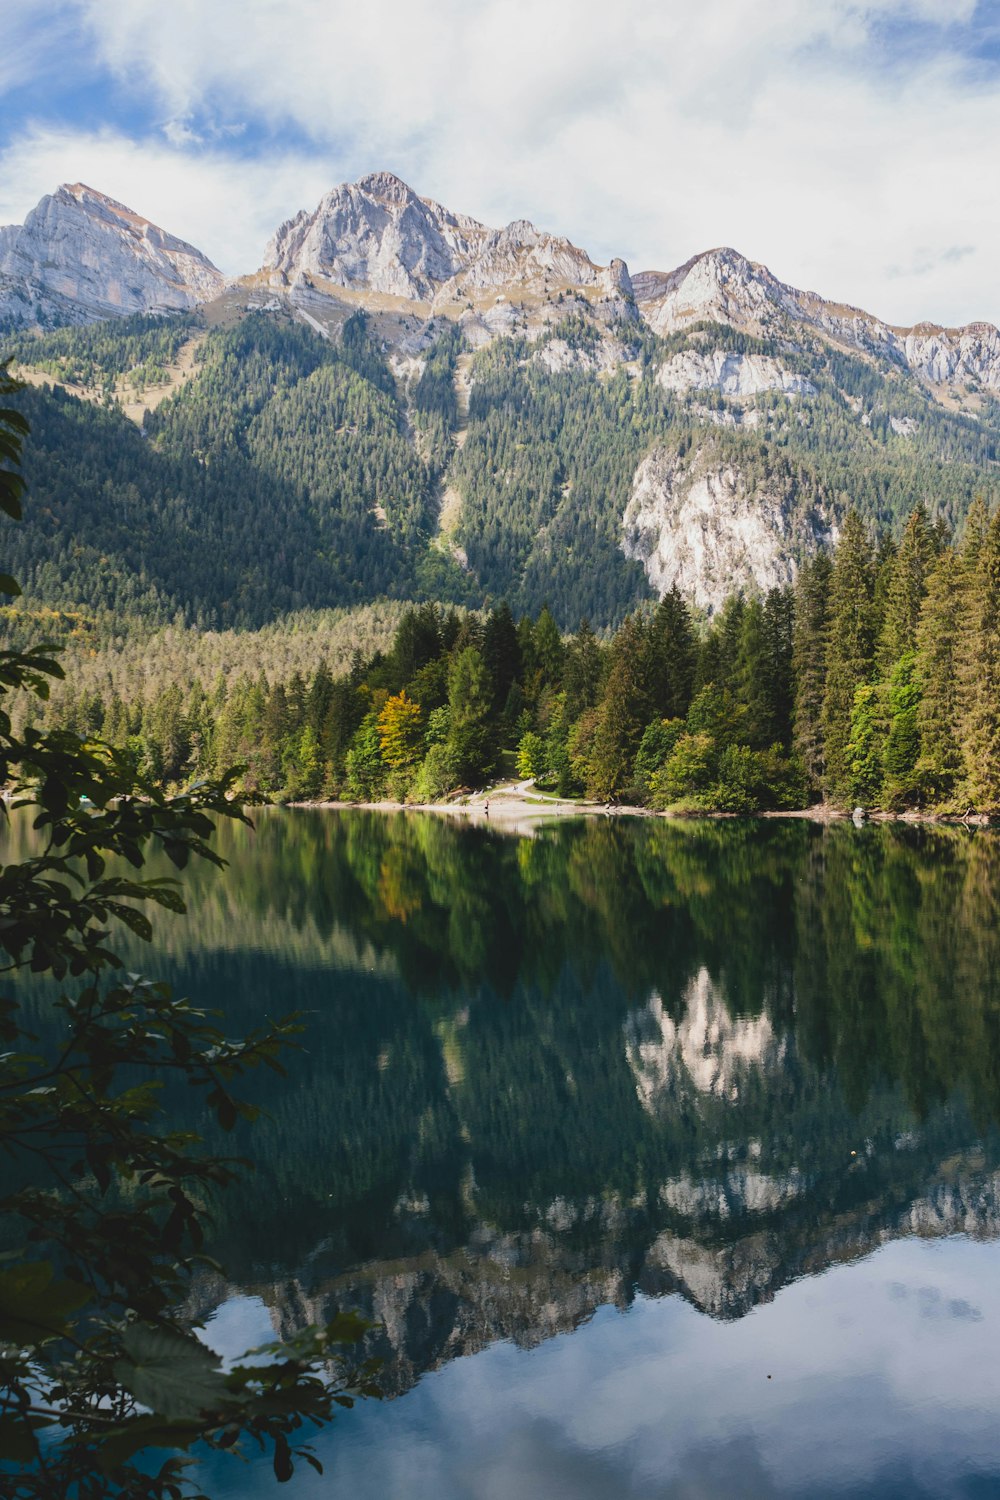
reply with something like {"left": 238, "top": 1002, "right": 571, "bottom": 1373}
{"left": 2, "top": 0, "right": 1000, "bottom": 328}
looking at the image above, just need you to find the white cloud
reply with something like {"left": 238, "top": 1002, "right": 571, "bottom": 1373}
{"left": 2, "top": 0, "right": 998, "bottom": 325}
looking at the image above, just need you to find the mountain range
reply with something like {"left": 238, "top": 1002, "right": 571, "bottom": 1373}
{"left": 2, "top": 172, "right": 998, "bottom": 627}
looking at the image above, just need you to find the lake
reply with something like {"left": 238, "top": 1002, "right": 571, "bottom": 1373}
{"left": 18, "top": 809, "right": 1000, "bottom": 1497}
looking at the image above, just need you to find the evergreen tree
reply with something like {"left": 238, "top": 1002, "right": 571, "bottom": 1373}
{"left": 645, "top": 587, "right": 696, "bottom": 721}
{"left": 793, "top": 553, "right": 832, "bottom": 795}
{"left": 482, "top": 601, "right": 522, "bottom": 714}
{"left": 261, "top": 681, "right": 289, "bottom": 788}
{"left": 532, "top": 606, "right": 565, "bottom": 688}
{"left": 882, "top": 651, "right": 922, "bottom": 804}
{"left": 960, "top": 508, "right": 1000, "bottom": 808}
{"left": 914, "top": 550, "right": 963, "bottom": 803}
{"left": 587, "top": 614, "right": 650, "bottom": 799}
{"left": 447, "top": 647, "right": 494, "bottom": 783}
{"left": 878, "top": 502, "right": 933, "bottom": 666}
{"left": 562, "top": 618, "right": 603, "bottom": 721}
{"left": 822, "top": 510, "right": 876, "bottom": 801}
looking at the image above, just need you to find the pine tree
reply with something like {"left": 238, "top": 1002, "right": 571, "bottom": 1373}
{"left": 645, "top": 586, "right": 696, "bottom": 721}
{"left": 306, "top": 660, "right": 335, "bottom": 734}
{"left": 562, "top": 618, "right": 603, "bottom": 721}
{"left": 587, "top": 614, "right": 650, "bottom": 799}
{"left": 960, "top": 508, "right": 1000, "bottom": 808}
{"left": 533, "top": 606, "right": 565, "bottom": 688}
{"left": 881, "top": 651, "right": 921, "bottom": 804}
{"left": 878, "top": 502, "right": 933, "bottom": 667}
{"left": 914, "top": 549, "right": 963, "bottom": 803}
{"left": 822, "top": 510, "right": 876, "bottom": 801}
{"left": 482, "top": 601, "right": 521, "bottom": 714}
{"left": 261, "top": 681, "right": 289, "bottom": 789}
{"left": 447, "top": 647, "right": 494, "bottom": 783}
{"left": 793, "top": 552, "right": 832, "bottom": 795}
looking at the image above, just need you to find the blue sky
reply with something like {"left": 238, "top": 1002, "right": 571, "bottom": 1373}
{"left": 3, "top": 1, "right": 1000, "bottom": 326}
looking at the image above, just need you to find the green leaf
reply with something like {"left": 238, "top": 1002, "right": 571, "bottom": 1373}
{"left": 0, "top": 1413, "right": 55, "bottom": 1464}
{"left": 0, "top": 1261, "right": 89, "bottom": 1344}
{"left": 325, "top": 1310, "right": 370, "bottom": 1344}
{"left": 97, "top": 1415, "right": 206, "bottom": 1473}
{"left": 273, "top": 1431, "right": 293, "bottom": 1482}
{"left": 0, "top": 575, "right": 21, "bottom": 597}
{"left": 113, "top": 1323, "right": 232, "bottom": 1421}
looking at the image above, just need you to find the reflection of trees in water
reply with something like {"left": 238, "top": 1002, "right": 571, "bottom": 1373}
{"left": 7, "top": 810, "right": 1000, "bottom": 1381}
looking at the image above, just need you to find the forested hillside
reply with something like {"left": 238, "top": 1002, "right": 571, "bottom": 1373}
{"left": 27, "top": 498, "right": 1000, "bottom": 812}
{"left": 3, "top": 314, "right": 471, "bottom": 628}
{"left": 4, "top": 305, "right": 1000, "bottom": 634}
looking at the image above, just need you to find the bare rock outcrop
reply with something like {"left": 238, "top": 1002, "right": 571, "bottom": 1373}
{"left": 0, "top": 183, "right": 224, "bottom": 329}
{"left": 621, "top": 447, "right": 835, "bottom": 614}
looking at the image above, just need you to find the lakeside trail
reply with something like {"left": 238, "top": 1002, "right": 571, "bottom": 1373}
{"left": 290, "top": 782, "right": 993, "bottom": 835}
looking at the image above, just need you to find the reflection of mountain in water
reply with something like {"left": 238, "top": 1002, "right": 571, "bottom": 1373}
{"left": 625, "top": 968, "right": 787, "bottom": 1110}
{"left": 211, "top": 1144, "right": 1000, "bottom": 1398}
{"left": 7, "top": 809, "right": 993, "bottom": 1399}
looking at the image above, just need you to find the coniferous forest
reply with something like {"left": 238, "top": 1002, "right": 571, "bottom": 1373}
{"left": 5, "top": 307, "right": 1000, "bottom": 630}
{"left": 20, "top": 496, "right": 1000, "bottom": 812}
{"left": 6, "top": 305, "right": 1000, "bottom": 813}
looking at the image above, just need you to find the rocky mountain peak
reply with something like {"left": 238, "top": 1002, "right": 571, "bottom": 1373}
{"left": 634, "top": 247, "right": 791, "bottom": 335}
{"left": 261, "top": 173, "right": 632, "bottom": 317}
{"left": 262, "top": 173, "right": 486, "bottom": 300}
{"left": 354, "top": 171, "right": 417, "bottom": 205}
{"left": 0, "top": 182, "right": 224, "bottom": 330}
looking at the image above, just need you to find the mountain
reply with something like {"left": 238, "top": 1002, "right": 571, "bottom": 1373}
{"left": 633, "top": 246, "right": 1000, "bottom": 394}
{"left": 259, "top": 170, "right": 635, "bottom": 346}
{"left": 2, "top": 172, "right": 1000, "bottom": 627}
{"left": 0, "top": 183, "right": 225, "bottom": 330}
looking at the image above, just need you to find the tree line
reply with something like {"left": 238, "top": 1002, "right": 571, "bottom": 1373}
{"left": 28, "top": 497, "right": 1000, "bottom": 812}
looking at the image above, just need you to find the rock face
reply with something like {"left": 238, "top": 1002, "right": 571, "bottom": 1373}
{"left": 656, "top": 349, "right": 816, "bottom": 397}
{"left": 633, "top": 245, "right": 1000, "bottom": 393}
{"left": 6, "top": 173, "right": 1000, "bottom": 399}
{"left": 633, "top": 248, "right": 795, "bottom": 335}
{"left": 261, "top": 171, "right": 632, "bottom": 315}
{"left": 0, "top": 184, "right": 224, "bottom": 329}
{"left": 262, "top": 171, "right": 485, "bottom": 300}
{"left": 621, "top": 447, "right": 835, "bottom": 613}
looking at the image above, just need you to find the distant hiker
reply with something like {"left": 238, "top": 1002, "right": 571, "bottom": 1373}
{"left": 484, "top": 800, "right": 490, "bottom": 818}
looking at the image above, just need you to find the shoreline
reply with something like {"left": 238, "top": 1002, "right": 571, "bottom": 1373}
{"left": 283, "top": 785, "right": 993, "bottom": 831}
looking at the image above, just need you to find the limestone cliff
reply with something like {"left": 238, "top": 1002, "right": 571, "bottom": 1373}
{"left": 0, "top": 184, "right": 224, "bottom": 329}
{"left": 261, "top": 171, "right": 634, "bottom": 323}
{"left": 621, "top": 446, "right": 835, "bottom": 613}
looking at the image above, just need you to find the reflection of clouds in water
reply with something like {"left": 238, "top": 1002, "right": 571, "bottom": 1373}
{"left": 889, "top": 1282, "right": 983, "bottom": 1322}
{"left": 196, "top": 1294, "right": 276, "bottom": 1367}
{"left": 624, "top": 967, "right": 785, "bottom": 1111}
{"left": 290, "top": 1238, "right": 1000, "bottom": 1500}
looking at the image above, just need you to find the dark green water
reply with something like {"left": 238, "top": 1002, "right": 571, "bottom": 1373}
{"left": 15, "top": 810, "right": 1000, "bottom": 1497}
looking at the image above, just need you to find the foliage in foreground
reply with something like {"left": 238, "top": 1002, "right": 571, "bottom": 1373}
{"left": 0, "top": 368, "right": 378, "bottom": 1497}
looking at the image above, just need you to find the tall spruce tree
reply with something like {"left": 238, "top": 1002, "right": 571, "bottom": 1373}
{"left": 822, "top": 510, "right": 876, "bottom": 802}
{"left": 879, "top": 502, "right": 934, "bottom": 667}
{"left": 645, "top": 586, "right": 696, "bottom": 721}
{"left": 960, "top": 507, "right": 1000, "bottom": 808}
{"left": 914, "top": 549, "right": 963, "bottom": 803}
{"left": 587, "top": 613, "right": 650, "bottom": 799}
{"left": 562, "top": 618, "right": 603, "bottom": 721}
{"left": 793, "top": 552, "right": 832, "bottom": 796}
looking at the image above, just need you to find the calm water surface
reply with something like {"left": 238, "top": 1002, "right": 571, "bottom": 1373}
{"left": 23, "top": 810, "right": 1000, "bottom": 1498}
